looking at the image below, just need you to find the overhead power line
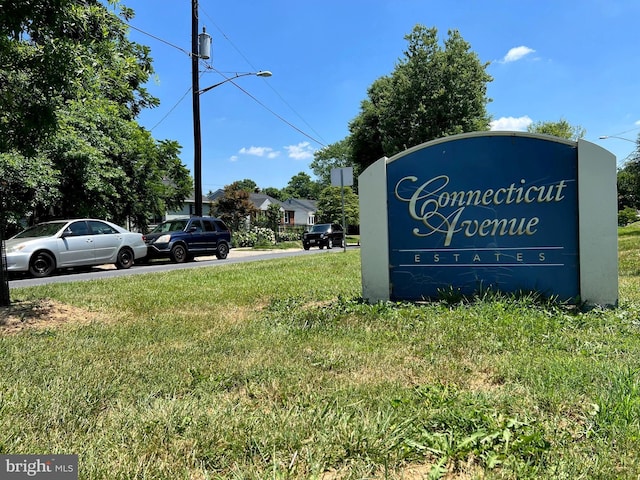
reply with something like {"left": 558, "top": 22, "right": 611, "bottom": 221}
{"left": 199, "top": 5, "right": 328, "bottom": 145}
{"left": 122, "top": 13, "right": 326, "bottom": 146}
{"left": 220, "top": 73, "right": 326, "bottom": 148}
{"left": 127, "top": 23, "right": 192, "bottom": 58}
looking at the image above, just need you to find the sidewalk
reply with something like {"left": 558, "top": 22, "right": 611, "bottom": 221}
{"left": 196, "top": 244, "right": 357, "bottom": 261}
{"left": 226, "top": 247, "right": 303, "bottom": 258}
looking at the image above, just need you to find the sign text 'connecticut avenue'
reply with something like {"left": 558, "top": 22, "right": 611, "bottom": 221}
{"left": 394, "top": 175, "right": 569, "bottom": 246}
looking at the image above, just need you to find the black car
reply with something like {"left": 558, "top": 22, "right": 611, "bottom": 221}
{"left": 302, "top": 223, "right": 344, "bottom": 250}
{"left": 143, "top": 216, "right": 231, "bottom": 262}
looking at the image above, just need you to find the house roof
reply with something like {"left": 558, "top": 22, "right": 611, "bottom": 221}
{"left": 188, "top": 189, "right": 317, "bottom": 213}
{"left": 282, "top": 198, "right": 317, "bottom": 212}
{"left": 249, "top": 193, "right": 283, "bottom": 210}
{"left": 207, "top": 189, "right": 224, "bottom": 201}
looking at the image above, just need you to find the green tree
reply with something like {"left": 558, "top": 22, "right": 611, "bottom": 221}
{"left": 1, "top": 0, "right": 89, "bottom": 154}
{"left": 310, "top": 139, "right": 356, "bottom": 188}
{"left": 211, "top": 182, "right": 258, "bottom": 232}
{"left": 527, "top": 119, "right": 586, "bottom": 141}
{"left": 315, "top": 186, "right": 359, "bottom": 227}
{"left": 235, "top": 178, "right": 259, "bottom": 193}
{"left": 617, "top": 134, "right": 640, "bottom": 210}
{"left": 0, "top": 0, "right": 118, "bottom": 227}
{"left": 618, "top": 169, "right": 639, "bottom": 210}
{"left": 0, "top": 151, "right": 60, "bottom": 235}
{"left": 346, "top": 25, "right": 492, "bottom": 171}
{"left": 45, "top": 98, "right": 191, "bottom": 230}
{"left": 0, "top": 0, "right": 157, "bottom": 154}
{"left": 282, "top": 172, "right": 320, "bottom": 200}
{"left": 264, "top": 202, "right": 283, "bottom": 237}
{"left": 262, "top": 187, "right": 284, "bottom": 201}
{"left": 0, "top": 1, "right": 190, "bottom": 230}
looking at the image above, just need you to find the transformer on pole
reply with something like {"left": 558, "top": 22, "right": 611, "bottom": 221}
{"left": 199, "top": 27, "right": 212, "bottom": 60}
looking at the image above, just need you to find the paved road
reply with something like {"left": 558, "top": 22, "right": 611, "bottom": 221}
{"left": 8, "top": 246, "right": 355, "bottom": 289}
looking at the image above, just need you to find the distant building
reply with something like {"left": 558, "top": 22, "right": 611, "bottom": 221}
{"left": 280, "top": 198, "right": 317, "bottom": 229}
{"left": 160, "top": 191, "right": 216, "bottom": 221}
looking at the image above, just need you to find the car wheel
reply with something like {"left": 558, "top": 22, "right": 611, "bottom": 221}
{"left": 170, "top": 244, "right": 188, "bottom": 263}
{"left": 319, "top": 245, "right": 324, "bottom": 249}
{"left": 29, "top": 251, "right": 56, "bottom": 278}
{"left": 303, "top": 244, "right": 310, "bottom": 250}
{"left": 216, "top": 242, "right": 229, "bottom": 260}
{"left": 115, "top": 247, "right": 134, "bottom": 269}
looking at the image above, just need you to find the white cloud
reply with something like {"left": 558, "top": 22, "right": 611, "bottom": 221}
{"left": 238, "top": 146, "right": 280, "bottom": 159}
{"left": 236, "top": 142, "right": 314, "bottom": 161}
{"left": 490, "top": 116, "right": 533, "bottom": 131}
{"left": 284, "top": 142, "right": 314, "bottom": 160}
{"left": 635, "top": 120, "right": 640, "bottom": 126}
{"left": 229, "top": 155, "right": 238, "bottom": 162}
{"left": 501, "top": 46, "right": 535, "bottom": 63}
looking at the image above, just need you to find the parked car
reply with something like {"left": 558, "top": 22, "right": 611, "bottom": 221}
{"left": 4, "top": 219, "right": 147, "bottom": 278}
{"left": 143, "top": 216, "right": 231, "bottom": 262}
{"left": 302, "top": 223, "right": 344, "bottom": 250}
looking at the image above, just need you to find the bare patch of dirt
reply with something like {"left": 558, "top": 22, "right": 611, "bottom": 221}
{"left": 320, "top": 462, "right": 481, "bottom": 479}
{"left": 466, "top": 369, "right": 503, "bottom": 393}
{"left": 0, "top": 299, "right": 96, "bottom": 335}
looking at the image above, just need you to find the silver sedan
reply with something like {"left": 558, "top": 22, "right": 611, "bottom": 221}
{"left": 4, "top": 219, "right": 147, "bottom": 278}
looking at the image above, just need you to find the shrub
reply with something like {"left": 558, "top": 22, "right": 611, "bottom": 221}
{"left": 232, "top": 226, "right": 275, "bottom": 248}
{"left": 277, "top": 229, "right": 303, "bottom": 242}
{"left": 618, "top": 207, "right": 638, "bottom": 226}
{"left": 254, "top": 227, "right": 276, "bottom": 246}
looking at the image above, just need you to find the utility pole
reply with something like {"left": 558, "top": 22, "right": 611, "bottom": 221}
{"left": 0, "top": 238, "right": 8, "bottom": 306}
{"left": 191, "top": 0, "right": 203, "bottom": 217}
{"left": 0, "top": 184, "right": 9, "bottom": 306}
{"left": 190, "top": 4, "right": 265, "bottom": 218}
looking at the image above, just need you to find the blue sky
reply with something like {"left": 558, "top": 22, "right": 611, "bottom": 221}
{"left": 119, "top": 0, "right": 640, "bottom": 192}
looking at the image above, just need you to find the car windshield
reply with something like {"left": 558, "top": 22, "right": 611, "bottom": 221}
{"left": 151, "top": 219, "right": 188, "bottom": 233}
{"left": 12, "top": 221, "right": 68, "bottom": 239}
{"left": 310, "top": 224, "right": 331, "bottom": 233}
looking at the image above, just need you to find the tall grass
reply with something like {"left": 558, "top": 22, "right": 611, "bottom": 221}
{"left": 2, "top": 228, "right": 640, "bottom": 479}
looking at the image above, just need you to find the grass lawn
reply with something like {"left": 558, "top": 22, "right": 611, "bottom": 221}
{"left": 2, "top": 226, "right": 640, "bottom": 479}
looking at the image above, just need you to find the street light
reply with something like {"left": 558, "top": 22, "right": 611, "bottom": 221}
{"left": 192, "top": 70, "right": 272, "bottom": 217}
{"left": 599, "top": 135, "right": 636, "bottom": 143}
{"left": 599, "top": 135, "right": 639, "bottom": 168}
{"left": 198, "top": 71, "right": 272, "bottom": 95}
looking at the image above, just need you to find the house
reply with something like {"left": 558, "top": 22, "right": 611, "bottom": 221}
{"left": 247, "top": 194, "right": 318, "bottom": 230}
{"left": 249, "top": 192, "right": 281, "bottom": 216}
{"left": 161, "top": 191, "right": 216, "bottom": 221}
{"left": 280, "top": 198, "right": 317, "bottom": 229}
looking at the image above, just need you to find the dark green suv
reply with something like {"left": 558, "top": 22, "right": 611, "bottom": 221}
{"left": 143, "top": 216, "right": 231, "bottom": 263}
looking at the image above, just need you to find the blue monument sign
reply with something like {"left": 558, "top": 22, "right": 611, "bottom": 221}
{"left": 359, "top": 132, "right": 618, "bottom": 306}
{"left": 388, "top": 135, "right": 578, "bottom": 300}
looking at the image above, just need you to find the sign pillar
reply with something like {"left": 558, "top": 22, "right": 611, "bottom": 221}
{"left": 359, "top": 160, "right": 390, "bottom": 301}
